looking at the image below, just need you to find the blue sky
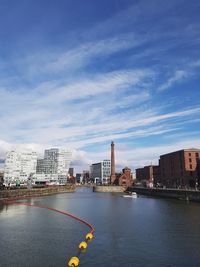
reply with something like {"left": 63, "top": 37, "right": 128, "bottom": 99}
{"left": 0, "top": 0, "right": 200, "bottom": 172}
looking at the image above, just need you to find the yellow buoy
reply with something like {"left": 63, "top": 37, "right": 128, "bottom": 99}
{"left": 86, "top": 233, "right": 93, "bottom": 241}
{"left": 79, "top": 241, "right": 87, "bottom": 250}
{"left": 68, "top": 256, "right": 79, "bottom": 267}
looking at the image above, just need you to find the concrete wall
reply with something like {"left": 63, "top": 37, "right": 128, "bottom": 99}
{"left": 128, "top": 187, "right": 200, "bottom": 202}
{"left": 0, "top": 185, "right": 75, "bottom": 200}
{"left": 93, "top": 185, "right": 125, "bottom": 193}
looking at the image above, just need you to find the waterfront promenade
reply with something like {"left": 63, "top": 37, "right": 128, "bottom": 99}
{"left": 93, "top": 185, "right": 125, "bottom": 192}
{"left": 93, "top": 184, "right": 200, "bottom": 202}
{"left": 128, "top": 186, "right": 200, "bottom": 202}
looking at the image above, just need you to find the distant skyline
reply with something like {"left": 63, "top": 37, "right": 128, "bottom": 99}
{"left": 0, "top": 0, "right": 200, "bottom": 172}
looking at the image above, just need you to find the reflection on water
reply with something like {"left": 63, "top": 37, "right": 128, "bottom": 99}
{"left": 0, "top": 202, "right": 4, "bottom": 212}
{"left": 0, "top": 188, "right": 200, "bottom": 267}
{"left": 0, "top": 198, "right": 35, "bottom": 217}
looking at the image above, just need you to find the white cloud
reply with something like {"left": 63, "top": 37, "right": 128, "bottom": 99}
{"left": 158, "top": 70, "right": 188, "bottom": 92}
{"left": 0, "top": 68, "right": 154, "bottom": 142}
{"left": 0, "top": 104, "right": 199, "bottom": 173}
{"left": 33, "top": 69, "right": 152, "bottom": 106}
{"left": 44, "top": 34, "right": 139, "bottom": 73}
{"left": 5, "top": 106, "right": 198, "bottom": 147}
{"left": 0, "top": 140, "right": 46, "bottom": 160}
{"left": 157, "top": 59, "right": 200, "bottom": 92}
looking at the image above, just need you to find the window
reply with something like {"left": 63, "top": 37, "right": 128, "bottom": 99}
{"left": 189, "top": 158, "right": 192, "bottom": 163}
{"left": 196, "top": 152, "right": 199, "bottom": 158}
{"left": 189, "top": 153, "right": 191, "bottom": 156}
{"left": 190, "top": 164, "right": 192, "bottom": 169}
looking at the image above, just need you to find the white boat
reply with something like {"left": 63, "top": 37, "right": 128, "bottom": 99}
{"left": 123, "top": 192, "right": 137, "bottom": 198}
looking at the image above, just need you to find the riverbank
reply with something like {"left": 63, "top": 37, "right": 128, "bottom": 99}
{"left": 0, "top": 184, "right": 75, "bottom": 200}
{"left": 93, "top": 185, "right": 125, "bottom": 193}
{"left": 128, "top": 187, "right": 200, "bottom": 202}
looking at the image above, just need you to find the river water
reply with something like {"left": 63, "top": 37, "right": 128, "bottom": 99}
{"left": 0, "top": 187, "right": 200, "bottom": 267}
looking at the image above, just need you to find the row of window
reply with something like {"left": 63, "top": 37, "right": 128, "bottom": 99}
{"left": 188, "top": 152, "right": 199, "bottom": 157}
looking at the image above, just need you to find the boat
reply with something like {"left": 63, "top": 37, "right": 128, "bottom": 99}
{"left": 123, "top": 192, "right": 137, "bottom": 198}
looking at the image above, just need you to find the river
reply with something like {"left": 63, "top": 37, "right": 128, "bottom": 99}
{"left": 0, "top": 187, "right": 200, "bottom": 267}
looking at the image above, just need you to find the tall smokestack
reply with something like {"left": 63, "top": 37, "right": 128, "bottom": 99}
{"left": 111, "top": 141, "right": 116, "bottom": 185}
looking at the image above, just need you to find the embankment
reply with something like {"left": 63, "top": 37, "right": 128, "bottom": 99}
{"left": 0, "top": 185, "right": 75, "bottom": 200}
{"left": 128, "top": 187, "right": 200, "bottom": 202}
{"left": 93, "top": 185, "right": 125, "bottom": 193}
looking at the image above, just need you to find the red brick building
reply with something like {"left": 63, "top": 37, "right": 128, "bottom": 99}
{"left": 118, "top": 167, "right": 133, "bottom": 187}
{"left": 136, "top": 165, "right": 160, "bottom": 186}
{"left": 159, "top": 148, "right": 200, "bottom": 188}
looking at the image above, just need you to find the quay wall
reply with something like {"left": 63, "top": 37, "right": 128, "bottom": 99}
{"left": 0, "top": 185, "right": 75, "bottom": 200}
{"left": 93, "top": 185, "right": 125, "bottom": 193}
{"left": 128, "top": 187, "right": 200, "bottom": 202}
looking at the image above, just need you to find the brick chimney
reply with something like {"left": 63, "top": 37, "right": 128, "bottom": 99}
{"left": 111, "top": 141, "right": 116, "bottom": 184}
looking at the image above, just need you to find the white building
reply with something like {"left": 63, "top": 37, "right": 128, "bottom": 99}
{"left": 90, "top": 160, "right": 111, "bottom": 184}
{"left": 4, "top": 150, "right": 37, "bottom": 185}
{"left": 35, "top": 148, "right": 72, "bottom": 184}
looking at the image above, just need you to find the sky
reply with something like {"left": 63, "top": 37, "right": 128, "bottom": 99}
{"left": 0, "top": 0, "right": 200, "bottom": 172}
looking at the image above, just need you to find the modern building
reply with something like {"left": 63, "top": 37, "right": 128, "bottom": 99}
{"left": 90, "top": 160, "right": 111, "bottom": 184}
{"left": 35, "top": 148, "right": 72, "bottom": 184}
{"left": 159, "top": 148, "right": 200, "bottom": 188}
{"left": 136, "top": 165, "right": 160, "bottom": 187}
{"left": 82, "top": 170, "right": 90, "bottom": 183}
{"left": 75, "top": 173, "right": 82, "bottom": 184}
{"left": 4, "top": 150, "right": 37, "bottom": 185}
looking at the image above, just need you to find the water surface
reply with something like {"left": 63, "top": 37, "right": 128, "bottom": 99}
{"left": 0, "top": 188, "right": 200, "bottom": 267}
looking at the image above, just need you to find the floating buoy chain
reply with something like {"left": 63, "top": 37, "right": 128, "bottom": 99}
{"left": 68, "top": 231, "right": 94, "bottom": 266}
{"left": 3, "top": 198, "right": 94, "bottom": 267}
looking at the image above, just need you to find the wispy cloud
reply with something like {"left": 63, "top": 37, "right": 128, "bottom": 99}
{"left": 158, "top": 70, "right": 188, "bottom": 92}
{"left": 157, "top": 59, "right": 200, "bottom": 92}
{"left": 35, "top": 69, "right": 153, "bottom": 105}
{"left": 45, "top": 34, "right": 140, "bottom": 73}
